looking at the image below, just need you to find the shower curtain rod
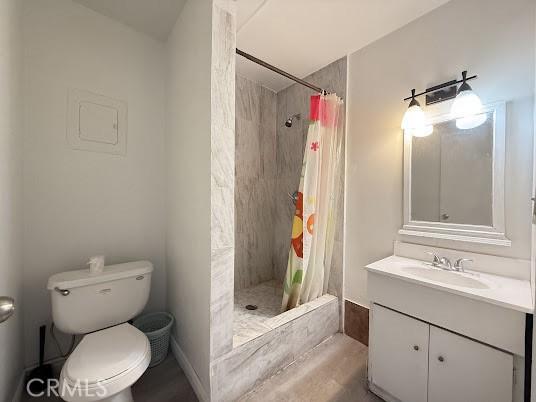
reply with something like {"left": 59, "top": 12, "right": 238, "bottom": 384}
{"left": 236, "top": 48, "right": 327, "bottom": 94}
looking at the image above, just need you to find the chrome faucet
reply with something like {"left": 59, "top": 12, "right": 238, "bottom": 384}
{"left": 425, "top": 252, "right": 452, "bottom": 271}
{"left": 426, "top": 252, "right": 474, "bottom": 272}
{"left": 453, "top": 258, "right": 473, "bottom": 273}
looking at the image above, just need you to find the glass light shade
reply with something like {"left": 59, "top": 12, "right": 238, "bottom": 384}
{"left": 456, "top": 113, "right": 487, "bottom": 130}
{"left": 450, "top": 89, "right": 483, "bottom": 119}
{"left": 401, "top": 104, "right": 425, "bottom": 130}
{"left": 405, "top": 125, "right": 434, "bottom": 137}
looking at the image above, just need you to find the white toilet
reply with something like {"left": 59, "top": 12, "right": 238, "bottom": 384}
{"left": 47, "top": 261, "right": 154, "bottom": 402}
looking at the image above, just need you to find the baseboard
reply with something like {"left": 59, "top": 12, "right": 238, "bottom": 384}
{"left": 170, "top": 335, "right": 209, "bottom": 402}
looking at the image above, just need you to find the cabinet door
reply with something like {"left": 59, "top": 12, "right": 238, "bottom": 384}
{"left": 370, "top": 304, "right": 429, "bottom": 402}
{"left": 428, "top": 326, "right": 513, "bottom": 402}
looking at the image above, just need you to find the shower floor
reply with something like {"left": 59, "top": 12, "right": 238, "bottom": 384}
{"left": 234, "top": 280, "right": 283, "bottom": 347}
{"left": 233, "top": 279, "right": 339, "bottom": 348}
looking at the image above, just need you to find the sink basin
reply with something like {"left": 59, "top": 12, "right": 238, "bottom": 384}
{"left": 402, "top": 266, "right": 492, "bottom": 289}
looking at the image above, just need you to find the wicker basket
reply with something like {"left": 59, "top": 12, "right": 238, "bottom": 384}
{"left": 133, "top": 312, "right": 174, "bottom": 367}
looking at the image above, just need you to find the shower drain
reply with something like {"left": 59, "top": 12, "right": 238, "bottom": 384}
{"left": 245, "top": 304, "right": 258, "bottom": 310}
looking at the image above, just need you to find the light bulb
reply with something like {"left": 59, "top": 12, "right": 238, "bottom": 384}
{"left": 450, "top": 71, "right": 485, "bottom": 130}
{"left": 451, "top": 89, "right": 483, "bottom": 119}
{"left": 401, "top": 104, "right": 425, "bottom": 130}
{"left": 456, "top": 113, "right": 487, "bottom": 130}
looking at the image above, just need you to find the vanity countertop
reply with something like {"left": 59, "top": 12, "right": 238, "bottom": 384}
{"left": 366, "top": 255, "right": 533, "bottom": 314}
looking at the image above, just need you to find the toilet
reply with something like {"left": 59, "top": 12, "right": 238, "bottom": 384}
{"left": 47, "top": 261, "right": 154, "bottom": 402}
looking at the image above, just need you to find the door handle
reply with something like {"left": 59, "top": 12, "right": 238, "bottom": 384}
{"left": 0, "top": 296, "right": 15, "bottom": 323}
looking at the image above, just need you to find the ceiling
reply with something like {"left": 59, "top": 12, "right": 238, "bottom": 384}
{"left": 71, "top": 0, "right": 451, "bottom": 91}
{"left": 71, "top": 0, "right": 187, "bottom": 41}
{"left": 236, "top": 0, "right": 452, "bottom": 91}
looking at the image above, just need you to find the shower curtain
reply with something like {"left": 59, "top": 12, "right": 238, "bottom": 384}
{"left": 282, "top": 93, "right": 344, "bottom": 311}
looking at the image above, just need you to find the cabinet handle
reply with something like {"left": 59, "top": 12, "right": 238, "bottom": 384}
{"left": 438, "top": 356, "right": 445, "bottom": 362}
{"left": 413, "top": 345, "right": 419, "bottom": 351}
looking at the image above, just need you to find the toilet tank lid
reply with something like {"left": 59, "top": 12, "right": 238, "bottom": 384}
{"left": 47, "top": 261, "right": 153, "bottom": 290}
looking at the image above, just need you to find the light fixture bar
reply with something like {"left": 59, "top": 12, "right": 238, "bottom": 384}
{"left": 403, "top": 73, "right": 477, "bottom": 101}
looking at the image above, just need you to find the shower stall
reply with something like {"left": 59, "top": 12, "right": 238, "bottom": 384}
{"left": 233, "top": 55, "right": 348, "bottom": 347}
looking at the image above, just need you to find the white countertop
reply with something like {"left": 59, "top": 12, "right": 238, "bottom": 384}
{"left": 366, "top": 255, "right": 533, "bottom": 314}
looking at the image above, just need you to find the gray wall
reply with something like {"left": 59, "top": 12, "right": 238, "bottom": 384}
{"left": 274, "top": 57, "right": 347, "bottom": 298}
{"left": 235, "top": 75, "right": 276, "bottom": 290}
{"left": 345, "top": 0, "right": 535, "bottom": 306}
{"left": 0, "top": 0, "right": 24, "bottom": 399}
{"left": 166, "top": 0, "right": 213, "bottom": 392}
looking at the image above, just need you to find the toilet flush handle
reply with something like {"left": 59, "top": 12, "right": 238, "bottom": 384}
{"left": 54, "top": 287, "right": 70, "bottom": 296}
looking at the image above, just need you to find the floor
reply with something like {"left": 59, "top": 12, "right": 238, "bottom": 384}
{"left": 233, "top": 280, "right": 282, "bottom": 346}
{"left": 21, "top": 334, "right": 380, "bottom": 402}
{"left": 239, "top": 334, "right": 383, "bottom": 402}
{"left": 20, "top": 354, "right": 198, "bottom": 402}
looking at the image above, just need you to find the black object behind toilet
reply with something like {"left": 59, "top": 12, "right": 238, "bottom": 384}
{"left": 26, "top": 325, "right": 54, "bottom": 394}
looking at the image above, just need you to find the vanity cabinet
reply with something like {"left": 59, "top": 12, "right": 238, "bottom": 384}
{"left": 369, "top": 304, "right": 513, "bottom": 402}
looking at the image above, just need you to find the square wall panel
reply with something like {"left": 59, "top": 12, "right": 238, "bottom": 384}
{"left": 68, "top": 88, "right": 127, "bottom": 155}
{"left": 79, "top": 101, "right": 119, "bottom": 145}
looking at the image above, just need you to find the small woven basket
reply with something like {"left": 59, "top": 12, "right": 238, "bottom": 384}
{"left": 133, "top": 312, "right": 174, "bottom": 367}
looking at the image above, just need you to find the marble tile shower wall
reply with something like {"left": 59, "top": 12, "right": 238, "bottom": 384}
{"left": 235, "top": 75, "right": 277, "bottom": 290}
{"left": 274, "top": 57, "right": 347, "bottom": 298}
{"left": 235, "top": 57, "right": 347, "bottom": 297}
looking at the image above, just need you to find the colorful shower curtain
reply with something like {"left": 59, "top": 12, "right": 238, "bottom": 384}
{"left": 282, "top": 93, "right": 344, "bottom": 311}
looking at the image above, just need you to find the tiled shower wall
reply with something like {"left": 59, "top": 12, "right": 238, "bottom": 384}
{"left": 235, "top": 75, "right": 277, "bottom": 290}
{"left": 235, "top": 57, "right": 347, "bottom": 297}
{"left": 273, "top": 57, "right": 347, "bottom": 298}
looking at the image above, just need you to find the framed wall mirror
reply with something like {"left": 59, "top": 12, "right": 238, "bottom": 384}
{"left": 399, "top": 101, "right": 510, "bottom": 246}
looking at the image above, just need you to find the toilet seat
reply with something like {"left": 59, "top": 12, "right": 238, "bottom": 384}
{"left": 60, "top": 323, "right": 150, "bottom": 402}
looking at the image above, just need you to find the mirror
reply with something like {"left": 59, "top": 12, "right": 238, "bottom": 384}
{"left": 411, "top": 114, "right": 493, "bottom": 225}
{"left": 400, "top": 102, "right": 510, "bottom": 246}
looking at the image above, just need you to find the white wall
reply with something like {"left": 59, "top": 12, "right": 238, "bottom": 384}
{"left": 345, "top": 0, "right": 535, "bottom": 306}
{"left": 166, "top": 0, "right": 213, "bottom": 393}
{"left": 0, "top": 0, "right": 24, "bottom": 399}
{"left": 23, "top": 0, "right": 167, "bottom": 365}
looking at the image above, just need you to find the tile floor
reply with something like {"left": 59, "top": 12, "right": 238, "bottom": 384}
{"left": 233, "top": 280, "right": 339, "bottom": 348}
{"left": 233, "top": 280, "right": 283, "bottom": 346}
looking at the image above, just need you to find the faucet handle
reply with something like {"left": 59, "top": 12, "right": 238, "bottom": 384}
{"left": 439, "top": 257, "right": 452, "bottom": 270}
{"left": 425, "top": 251, "right": 441, "bottom": 267}
{"left": 454, "top": 258, "right": 473, "bottom": 272}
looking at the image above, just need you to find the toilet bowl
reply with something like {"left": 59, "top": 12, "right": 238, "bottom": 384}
{"left": 47, "top": 261, "right": 154, "bottom": 402}
{"left": 59, "top": 323, "right": 151, "bottom": 402}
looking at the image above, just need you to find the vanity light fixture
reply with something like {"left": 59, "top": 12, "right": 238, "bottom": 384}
{"left": 402, "top": 70, "right": 483, "bottom": 134}
{"left": 401, "top": 89, "right": 433, "bottom": 137}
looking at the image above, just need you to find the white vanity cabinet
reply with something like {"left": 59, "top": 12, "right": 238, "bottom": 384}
{"left": 369, "top": 304, "right": 514, "bottom": 402}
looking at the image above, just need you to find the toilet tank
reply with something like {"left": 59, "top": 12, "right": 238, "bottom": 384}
{"left": 47, "top": 261, "right": 153, "bottom": 334}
